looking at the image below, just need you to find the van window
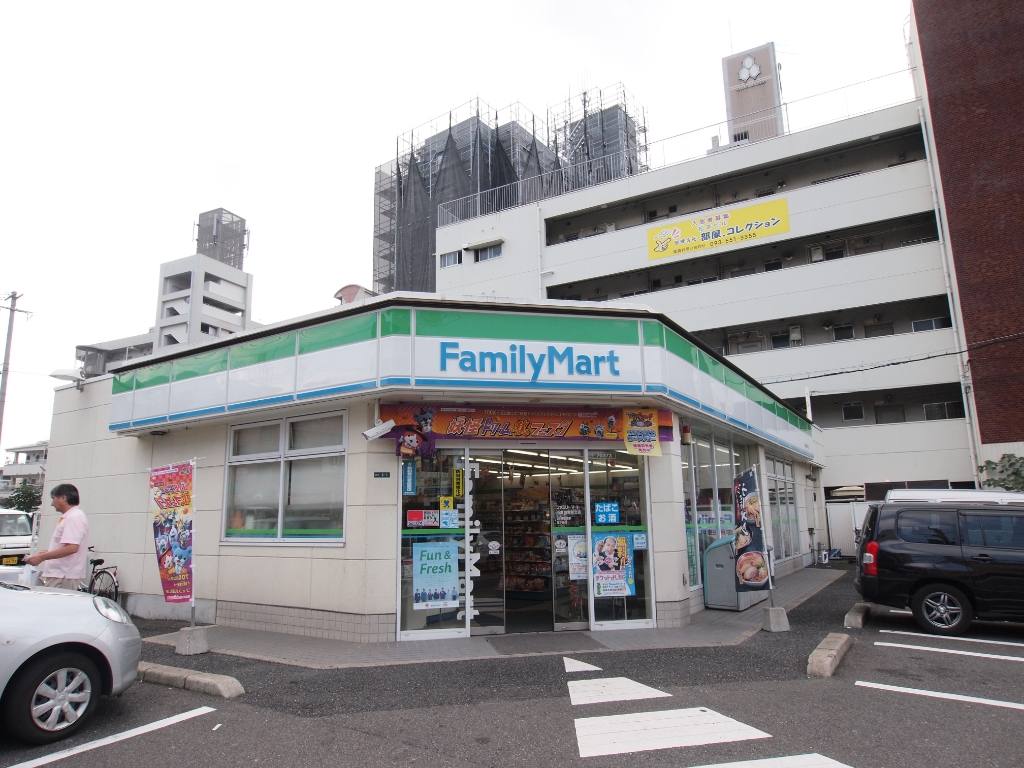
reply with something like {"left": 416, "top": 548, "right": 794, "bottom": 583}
{"left": 896, "top": 510, "right": 959, "bottom": 545}
{"left": 983, "top": 515, "right": 1024, "bottom": 548}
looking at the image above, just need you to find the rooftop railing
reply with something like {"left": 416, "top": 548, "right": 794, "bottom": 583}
{"left": 438, "top": 69, "right": 917, "bottom": 227}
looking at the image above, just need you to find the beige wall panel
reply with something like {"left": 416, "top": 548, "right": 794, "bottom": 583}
{"left": 217, "top": 553, "right": 311, "bottom": 607}
{"left": 363, "top": 556, "right": 398, "bottom": 614}
{"left": 653, "top": 549, "right": 688, "bottom": 602}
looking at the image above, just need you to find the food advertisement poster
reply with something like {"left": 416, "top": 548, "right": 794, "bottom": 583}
{"left": 647, "top": 198, "right": 790, "bottom": 261}
{"left": 733, "top": 467, "right": 772, "bottom": 591}
{"left": 592, "top": 532, "right": 635, "bottom": 597}
{"left": 567, "top": 534, "right": 588, "bottom": 581}
{"left": 149, "top": 461, "right": 195, "bottom": 603}
{"left": 412, "top": 541, "right": 460, "bottom": 610}
{"left": 380, "top": 404, "right": 672, "bottom": 458}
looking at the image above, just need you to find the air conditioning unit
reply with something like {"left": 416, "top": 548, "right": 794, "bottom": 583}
{"left": 810, "top": 246, "right": 824, "bottom": 262}
{"left": 789, "top": 325, "right": 803, "bottom": 343}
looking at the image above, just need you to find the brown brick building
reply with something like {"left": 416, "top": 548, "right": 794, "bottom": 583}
{"left": 912, "top": 0, "right": 1024, "bottom": 458}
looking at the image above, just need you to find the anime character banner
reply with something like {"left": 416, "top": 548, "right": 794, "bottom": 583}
{"left": 732, "top": 467, "right": 772, "bottom": 592}
{"left": 379, "top": 404, "right": 673, "bottom": 458}
{"left": 412, "top": 541, "right": 460, "bottom": 610}
{"left": 150, "top": 461, "right": 195, "bottom": 603}
{"left": 591, "top": 532, "right": 635, "bottom": 598}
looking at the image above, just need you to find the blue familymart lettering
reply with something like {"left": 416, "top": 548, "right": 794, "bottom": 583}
{"left": 440, "top": 342, "right": 620, "bottom": 382}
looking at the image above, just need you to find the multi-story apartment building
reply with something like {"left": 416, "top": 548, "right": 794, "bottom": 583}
{"left": 431, "top": 66, "right": 978, "bottom": 510}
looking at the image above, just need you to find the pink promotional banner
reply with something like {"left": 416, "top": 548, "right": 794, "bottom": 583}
{"left": 150, "top": 462, "right": 195, "bottom": 603}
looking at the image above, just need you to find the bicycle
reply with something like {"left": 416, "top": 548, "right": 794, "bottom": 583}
{"left": 79, "top": 547, "right": 119, "bottom": 602}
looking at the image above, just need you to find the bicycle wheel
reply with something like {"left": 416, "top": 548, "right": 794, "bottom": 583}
{"left": 89, "top": 571, "right": 118, "bottom": 602}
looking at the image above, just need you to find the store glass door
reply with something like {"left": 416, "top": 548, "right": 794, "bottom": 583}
{"left": 502, "top": 449, "right": 554, "bottom": 633}
{"left": 468, "top": 452, "right": 505, "bottom": 634}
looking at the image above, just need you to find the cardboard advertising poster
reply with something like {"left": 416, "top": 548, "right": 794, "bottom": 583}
{"left": 412, "top": 540, "right": 460, "bottom": 610}
{"left": 567, "top": 534, "right": 588, "bottom": 581}
{"left": 149, "top": 462, "right": 195, "bottom": 603}
{"left": 591, "top": 532, "right": 635, "bottom": 598}
{"left": 733, "top": 467, "right": 772, "bottom": 591}
{"left": 380, "top": 404, "right": 673, "bottom": 458}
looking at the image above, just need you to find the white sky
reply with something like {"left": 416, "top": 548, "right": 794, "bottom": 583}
{"left": 0, "top": 0, "right": 913, "bottom": 454}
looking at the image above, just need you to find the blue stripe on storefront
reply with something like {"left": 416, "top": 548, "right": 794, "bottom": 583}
{"left": 226, "top": 394, "right": 296, "bottom": 411}
{"left": 414, "top": 378, "right": 643, "bottom": 392}
{"left": 296, "top": 381, "right": 377, "bottom": 400}
{"left": 379, "top": 377, "right": 412, "bottom": 386}
{"left": 131, "top": 415, "right": 168, "bottom": 427}
{"left": 108, "top": 421, "right": 132, "bottom": 431}
{"left": 169, "top": 406, "right": 226, "bottom": 421}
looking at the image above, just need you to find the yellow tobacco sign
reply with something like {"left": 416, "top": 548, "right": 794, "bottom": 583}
{"left": 452, "top": 468, "right": 465, "bottom": 498}
{"left": 647, "top": 198, "right": 790, "bottom": 260}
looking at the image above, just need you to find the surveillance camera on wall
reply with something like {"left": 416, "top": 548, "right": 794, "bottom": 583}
{"left": 362, "top": 419, "right": 396, "bottom": 441}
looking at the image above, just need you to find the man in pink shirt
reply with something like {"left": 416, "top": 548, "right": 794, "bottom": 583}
{"left": 24, "top": 483, "right": 89, "bottom": 590}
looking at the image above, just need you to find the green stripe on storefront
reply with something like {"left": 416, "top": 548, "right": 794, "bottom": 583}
{"left": 415, "top": 309, "right": 639, "bottom": 345}
{"left": 229, "top": 332, "right": 296, "bottom": 369}
{"left": 171, "top": 348, "right": 229, "bottom": 382}
{"left": 724, "top": 366, "right": 746, "bottom": 396}
{"left": 111, "top": 371, "right": 135, "bottom": 394}
{"left": 298, "top": 313, "right": 377, "bottom": 355}
{"left": 134, "top": 362, "right": 171, "bottom": 390}
{"left": 664, "top": 328, "right": 698, "bottom": 366}
{"left": 642, "top": 321, "right": 664, "bottom": 347}
{"left": 380, "top": 308, "right": 411, "bottom": 337}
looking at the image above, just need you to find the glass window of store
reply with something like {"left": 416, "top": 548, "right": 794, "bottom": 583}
{"left": 400, "top": 449, "right": 465, "bottom": 635}
{"left": 224, "top": 412, "right": 346, "bottom": 540}
{"left": 766, "top": 456, "right": 799, "bottom": 559}
{"left": 589, "top": 450, "right": 652, "bottom": 622}
{"left": 683, "top": 430, "right": 753, "bottom": 588}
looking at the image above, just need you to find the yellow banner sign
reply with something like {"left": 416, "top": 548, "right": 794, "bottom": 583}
{"left": 647, "top": 198, "right": 790, "bottom": 260}
{"left": 452, "top": 468, "right": 464, "bottom": 498}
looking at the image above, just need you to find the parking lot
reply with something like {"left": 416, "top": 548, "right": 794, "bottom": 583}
{"left": 2, "top": 570, "right": 1022, "bottom": 768}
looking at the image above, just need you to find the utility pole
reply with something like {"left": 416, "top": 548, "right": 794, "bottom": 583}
{"left": 0, "top": 292, "right": 28, "bottom": 450}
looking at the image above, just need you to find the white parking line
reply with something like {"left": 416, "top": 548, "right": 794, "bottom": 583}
{"left": 856, "top": 681, "right": 1024, "bottom": 711}
{"left": 685, "top": 755, "right": 852, "bottom": 768}
{"left": 568, "top": 676, "right": 672, "bottom": 705}
{"left": 6, "top": 707, "right": 216, "bottom": 768}
{"left": 880, "top": 629, "right": 1024, "bottom": 649}
{"left": 888, "top": 609, "right": 912, "bottom": 615}
{"left": 875, "top": 641, "right": 1024, "bottom": 662}
{"left": 563, "top": 656, "right": 602, "bottom": 673}
{"left": 574, "top": 707, "right": 769, "bottom": 757}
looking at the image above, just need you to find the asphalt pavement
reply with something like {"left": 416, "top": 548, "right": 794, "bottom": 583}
{"left": 3, "top": 565, "right": 1023, "bottom": 768}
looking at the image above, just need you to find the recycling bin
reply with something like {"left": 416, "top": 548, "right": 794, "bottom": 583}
{"left": 702, "top": 535, "right": 770, "bottom": 611}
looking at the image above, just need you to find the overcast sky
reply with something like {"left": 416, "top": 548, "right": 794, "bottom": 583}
{"left": 0, "top": 0, "right": 914, "bottom": 454}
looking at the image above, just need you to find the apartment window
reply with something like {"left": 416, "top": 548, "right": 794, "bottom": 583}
{"left": 652, "top": 278, "right": 662, "bottom": 289}
{"left": 733, "top": 131, "right": 749, "bottom": 142}
{"left": 763, "top": 258, "right": 783, "bottom": 272}
{"left": 645, "top": 210, "right": 659, "bottom": 223}
{"left": 824, "top": 246, "right": 846, "bottom": 261}
{"left": 673, "top": 275, "right": 683, "bottom": 284}
{"left": 924, "top": 400, "right": 966, "bottom": 420}
{"left": 842, "top": 402, "right": 864, "bottom": 421}
{"left": 770, "top": 332, "right": 790, "bottom": 350}
{"left": 225, "top": 412, "right": 347, "bottom": 542}
{"left": 439, "top": 251, "right": 462, "bottom": 268}
{"left": 901, "top": 236, "right": 938, "bottom": 247}
{"left": 875, "top": 404, "right": 906, "bottom": 424}
{"left": 475, "top": 244, "right": 502, "bottom": 262}
{"left": 832, "top": 323, "right": 855, "bottom": 341}
{"left": 912, "top": 316, "right": 953, "bottom": 332}
{"left": 864, "top": 322, "right": 894, "bottom": 338}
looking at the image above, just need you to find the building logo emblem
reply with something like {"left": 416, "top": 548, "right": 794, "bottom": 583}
{"left": 738, "top": 55, "right": 762, "bottom": 83}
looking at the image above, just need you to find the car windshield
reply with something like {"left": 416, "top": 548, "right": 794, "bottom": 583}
{"left": 0, "top": 513, "right": 31, "bottom": 536}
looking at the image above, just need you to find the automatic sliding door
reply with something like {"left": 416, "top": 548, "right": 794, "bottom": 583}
{"left": 502, "top": 450, "right": 553, "bottom": 633}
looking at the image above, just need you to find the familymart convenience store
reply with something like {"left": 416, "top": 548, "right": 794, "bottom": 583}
{"left": 89, "top": 294, "right": 816, "bottom": 641}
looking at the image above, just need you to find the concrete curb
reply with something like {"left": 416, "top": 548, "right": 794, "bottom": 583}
{"left": 844, "top": 602, "right": 872, "bottom": 628}
{"left": 807, "top": 632, "right": 853, "bottom": 677}
{"left": 138, "top": 661, "right": 245, "bottom": 699}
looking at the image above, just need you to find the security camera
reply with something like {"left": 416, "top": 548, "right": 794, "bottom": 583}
{"left": 362, "top": 419, "right": 396, "bottom": 441}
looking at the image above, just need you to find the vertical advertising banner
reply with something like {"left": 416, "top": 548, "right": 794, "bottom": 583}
{"left": 592, "top": 532, "right": 635, "bottom": 597}
{"left": 150, "top": 462, "right": 195, "bottom": 603}
{"left": 412, "top": 540, "right": 460, "bottom": 610}
{"left": 733, "top": 467, "right": 771, "bottom": 592}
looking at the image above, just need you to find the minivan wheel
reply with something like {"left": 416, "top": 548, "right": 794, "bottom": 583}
{"left": 1, "top": 652, "right": 100, "bottom": 745}
{"left": 911, "top": 583, "right": 973, "bottom": 636}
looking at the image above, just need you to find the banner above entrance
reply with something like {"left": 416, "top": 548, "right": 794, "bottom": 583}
{"left": 379, "top": 404, "right": 673, "bottom": 458}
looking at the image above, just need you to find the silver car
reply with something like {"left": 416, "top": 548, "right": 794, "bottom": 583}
{"left": 0, "top": 582, "right": 141, "bottom": 744}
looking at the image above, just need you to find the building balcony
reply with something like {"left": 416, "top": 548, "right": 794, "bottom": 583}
{"left": 730, "top": 327, "right": 957, "bottom": 401}
{"left": 817, "top": 418, "right": 974, "bottom": 487}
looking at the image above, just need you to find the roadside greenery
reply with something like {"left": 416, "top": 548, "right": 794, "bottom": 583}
{"left": 978, "top": 453, "right": 1024, "bottom": 492}
{"left": 0, "top": 483, "right": 42, "bottom": 513}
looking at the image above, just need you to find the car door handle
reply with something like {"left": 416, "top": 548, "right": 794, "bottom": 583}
{"left": 971, "top": 554, "right": 994, "bottom": 562}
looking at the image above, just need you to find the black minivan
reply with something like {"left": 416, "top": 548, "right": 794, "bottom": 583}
{"left": 855, "top": 500, "right": 1024, "bottom": 635}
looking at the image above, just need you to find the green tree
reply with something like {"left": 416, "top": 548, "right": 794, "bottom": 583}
{"left": 978, "top": 454, "right": 1024, "bottom": 492}
{"left": 0, "top": 483, "right": 42, "bottom": 513}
